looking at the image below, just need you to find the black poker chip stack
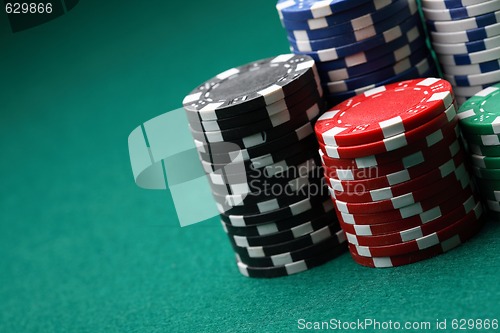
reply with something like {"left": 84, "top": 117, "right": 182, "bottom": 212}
{"left": 182, "top": 54, "right": 347, "bottom": 278}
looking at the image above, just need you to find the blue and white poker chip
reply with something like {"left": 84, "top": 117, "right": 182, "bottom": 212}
{"left": 426, "top": 10, "right": 500, "bottom": 33}
{"left": 423, "top": 0, "right": 500, "bottom": 21}
{"left": 287, "top": 0, "right": 417, "bottom": 41}
{"left": 289, "top": 14, "right": 418, "bottom": 53}
{"left": 453, "top": 84, "right": 491, "bottom": 96}
{"left": 442, "top": 59, "right": 500, "bottom": 75}
{"left": 455, "top": 95, "right": 470, "bottom": 106}
{"left": 444, "top": 68, "right": 500, "bottom": 86}
{"left": 315, "top": 27, "right": 424, "bottom": 71}
{"left": 320, "top": 43, "right": 427, "bottom": 81}
{"left": 276, "top": 0, "right": 373, "bottom": 21}
{"left": 422, "top": 0, "right": 487, "bottom": 10}
{"left": 438, "top": 44, "right": 500, "bottom": 65}
{"left": 430, "top": 22, "right": 500, "bottom": 44}
{"left": 280, "top": 0, "right": 410, "bottom": 31}
{"left": 324, "top": 57, "right": 436, "bottom": 103}
{"left": 433, "top": 34, "right": 500, "bottom": 55}
{"left": 324, "top": 49, "right": 428, "bottom": 93}
{"left": 293, "top": 16, "right": 419, "bottom": 61}
{"left": 288, "top": 4, "right": 415, "bottom": 49}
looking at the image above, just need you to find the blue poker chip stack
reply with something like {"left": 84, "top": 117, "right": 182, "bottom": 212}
{"left": 422, "top": 0, "right": 500, "bottom": 105}
{"left": 276, "top": 0, "right": 438, "bottom": 105}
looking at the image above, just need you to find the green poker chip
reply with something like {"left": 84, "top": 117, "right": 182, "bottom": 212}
{"left": 468, "top": 143, "right": 500, "bottom": 157}
{"left": 475, "top": 177, "right": 500, "bottom": 189}
{"left": 463, "top": 132, "right": 500, "bottom": 146}
{"left": 458, "top": 83, "right": 500, "bottom": 135}
{"left": 471, "top": 154, "right": 500, "bottom": 169}
{"left": 474, "top": 180, "right": 500, "bottom": 201}
{"left": 473, "top": 165, "right": 500, "bottom": 180}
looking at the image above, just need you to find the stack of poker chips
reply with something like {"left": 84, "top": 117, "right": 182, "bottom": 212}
{"left": 422, "top": 0, "right": 500, "bottom": 105}
{"left": 457, "top": 83, "right": 500, "bottom": 219}
{"left": 276, "top": 0, "right": 438, "bottom": 106}
{"left": 313, "top": 78, "right": 484, "bottom": 268}
{"left": 182, "top": 54, "right": 347, "bottom": 278}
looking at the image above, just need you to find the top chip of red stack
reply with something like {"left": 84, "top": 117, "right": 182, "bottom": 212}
{"left": 314, "top": 78, "right": 454, "bottom": 147}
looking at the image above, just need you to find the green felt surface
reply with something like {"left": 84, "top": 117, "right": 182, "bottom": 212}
{"left": 1, "top": 1, "right": 500, "bottom": 332}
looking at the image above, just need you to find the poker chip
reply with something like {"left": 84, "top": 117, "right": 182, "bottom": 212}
{"left": 319, "top": 121, "right": 460, "bottom": 169}
{"left": 220, "top": 193, "right": 332, "bottom": 227}
{"left": 444, "top": 68, "right": 500, "bottom": 86}
{"left": 473, "top": 165, "right": 500, "bottom": 180}
{"left": 195, "top": 121, "right": 314, "bottom": 162}
{"left": 325, "top": 58, "right": 437, "bottom": 106}
{"left": 183, "top": 54, "right": 345, "bottom": 278}
{"left": 324, "top": 139, "right": 461, "bottom": 183}
{"left": 438, "top": 44, "right": 500, "bottom": 66}
{"left": 340, "top": 194, "right": 478, "bottom": 235}
{"left": 225, "top": 211, "right": 338, "bottom": 247}
{"left": 442, "top": 60, "right": 500, "bottom": 76}
{"left": 422, "top": 1, "right": 500, "bottom": 106}
{"left": 279, "top": 0, "right": 409, "bottom": 32}
{"left": 234, "top": 229, "right": 345, "bottom": 267}
{"left": 468, "top": 142, "right": 500, "bottom": 156}
{"left": 315, "top": 78, "right": 453, "bottom": 147}
{"left": 486, "top": 200, "right": 500, "bottom": 212}
{"left": 470, "top": 153, "right": 500, "bottom": 168}
{"left": 321, "top": 124, "right": 461, "bottom": 176}
{"left": 315, "top": 28, "right": 425, "bottom": 72}
{"left": 190, "top": 100, "right": 323, "bottom": 143}
{"left": 346, "top": 200, "right": 482, "bottom": 246}
{"left": 457, "top": 84, "right": 500, "bottom": 134}
{"left": 215, "top": 176, "right": 325, "bottom": 216}
{"left": 277, "top": 0, "right": 437, "bottom": 104}
{"left": 351, "top": 202, "right": 483, "bottom": 257}
{"left": 319, "top": 101, "right": 457, "bottom": 159}
{"left": 422, "top": 0, "right": 490, "bottom": 11}
{"left": 187, "top": 82, "right": 319, "bottom": 131}
{"left": 290, "top": 14, "right": 419, "bottom": 54}
{"left": 457, "top": 83, "right": 500, "bottom": 215}
{"left": 338, "top": 185, "right": 476, "bottom": 226}
{"left": 432, "top": 34, "right": 500, "bottom": 55}
{"left": 332, "top": 164, "right": 471, "bottom": 214}
{"left": 320, "top": 44, "right": 428, "bottom": 82}
{"left": 276, "top": 0, "right": 378, "bottom": 21}
{"left": 183, "top": 54, "right": 319, "bottom": 119}
{"left": 462, "top": 131, "right": 500, "bottom": 146}
{"left": 431, "top": 22, "right": 500, "bottom": 44}
{"left": 294, "top": 16, "right": 420, "bottom": 62}
{"left": 198, "top": 135, "right": 319, "bottom": 166}
{"left": 427, "top": 11, "right": 500, "bottom": 33}
{"left": 287, "top": 1, "right": 419, "bottom": 42}
{"left": 326, "top": 152, "right": 465, "bottom": 203}
{"left": 455, "top": 95, "right": 470, "bottom": 105}
{"left": 348, "top": 211, "right": 484, "bottom": 268}
{"left": 423, "top": 1, "right": 500, "bottom": 21}
{"left": 236, "top": 241, "right": 347, "bottom": 278}
{"left": 453, "top": 84, "right": 491, "bottom": 96}
{"left": 475, "top": 178, "right": 500, "bottom": 201}
{"left": 288, "top": 2, "right": 417, "bottom": 45}
{"left": 323, "top": 49, "right": 429, "bottom": 93}
{"left": 201, "top": 144, "right": 319, "bottom": 176}
{"left": 310, "top": 75, "right": 479, "bottom": 268}
{"left": 230, "top": 222, "right": 344, "bottom": 258}
{"left": 221, "top": 200, "right": 336, "bottom": 237}
{"left": 279, "top": 0, "right": 397, "bottom": 29}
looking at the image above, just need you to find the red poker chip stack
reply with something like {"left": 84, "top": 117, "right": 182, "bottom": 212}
{"left": 314, "top": 77, "right": 484, "bottom": 268}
